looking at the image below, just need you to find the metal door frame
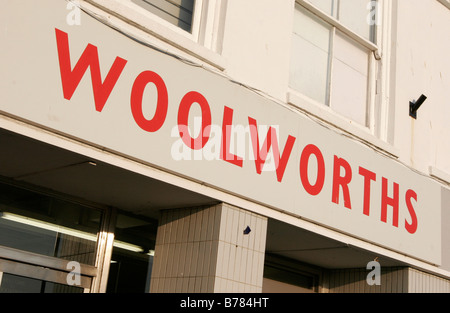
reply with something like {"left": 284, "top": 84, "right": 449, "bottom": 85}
{"left": 0, "top": 246, "right": 97, "bottom": 293}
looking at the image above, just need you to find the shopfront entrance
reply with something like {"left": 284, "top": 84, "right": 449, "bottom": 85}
{"left": 0, "top": 126, "right": 216, "bottom": 293}
{"left": 0, "top": 179, "right": 101, "bottom": 293}
{"left": 0, "top": 177, "right": 164, "bottom": 293}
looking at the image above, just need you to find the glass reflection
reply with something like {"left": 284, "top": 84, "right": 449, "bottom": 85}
{"left": 0, "top": 273, "right": 83, "bottom": 293}
{"left": 107, "top": 212, "right": 157, "bottom": 293}
{"left": 0, "top": 181, "right": 102, "bottom": 266}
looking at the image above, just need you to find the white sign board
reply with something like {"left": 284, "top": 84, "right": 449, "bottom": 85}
{"left": 0, "top": 1, "right": 441, "bottom": 264}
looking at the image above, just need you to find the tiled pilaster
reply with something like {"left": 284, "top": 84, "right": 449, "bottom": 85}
{"left": 150, "top": 203, "right": 267, "bottom": 293}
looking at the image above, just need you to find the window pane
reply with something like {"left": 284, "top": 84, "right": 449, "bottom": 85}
{"left": 0, "top": 182, "right": 102, "bottom": 266}
{"left": 330, "top": 31, "right": 369, "bottom": 126}
{"left": 308, "top": 0, "right": 377, "bottom": 42}
{"left": 338, "top": 0, "right": 375, "bottom": 41}
{"left": 106, "top": 212, "right": 157, "bottom": 293}
{"left": 290, "top": 4, "right": 332, "bottom": 105}
{"left": 132, "top": 0, "right": 195, "bottom": 32}
{"left": 308, "top": 0, "right": 335, "bottom": 16}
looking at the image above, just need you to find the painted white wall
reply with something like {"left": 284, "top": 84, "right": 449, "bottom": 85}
{"left": 391, "top": 0, "right": 450, "bottom": 176}
{"left": 220, "top": 0, "right": 294, "bottom": 102}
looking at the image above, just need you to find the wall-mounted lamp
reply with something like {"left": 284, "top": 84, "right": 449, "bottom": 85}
{"left": 409, "top": 94, "right": 427, "bottom": 119}
{"left": 243, "top": 226, "right": 251, "bottom": 235}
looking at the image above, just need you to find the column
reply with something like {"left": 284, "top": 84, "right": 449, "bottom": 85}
{"left": 150, "top": 203, "right": 268, "bottom": 293}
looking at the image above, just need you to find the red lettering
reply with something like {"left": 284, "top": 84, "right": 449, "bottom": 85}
{"left": 405, "top": 189, "right": 418, "bottom": 234}
{"left": 248, "top": 118, "right": 296, "bottom": 182}
{"left": 130, "top": 71, "right": 168, "bottom": 132}
{"left": 220, "top": 106, "right": 243, "bottom": 167}
{"left": 55, "top": 28, "right": 127, "bottom": 112}
{"left": 54, "top": 30, "right": 422, "bottom": 237}
{"left": 381, "top": 177, "right": 399, "bottom": 227}
{"left": 299, "top": 144, "right": 325, "bottom": 196}
{"left": 332, "top": 156, "right": 352, "bottom": 209}
{"left": 177, "top": 91, "right": 212, "bottom": 150}
{"left": 359, "top": 167, "right": 376, "bottom": 216}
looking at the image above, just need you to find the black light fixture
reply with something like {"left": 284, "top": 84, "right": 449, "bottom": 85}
{"left": 409, "top": 94, "right": 427, "bottom": 119}
{"left": 243, "top": 226, "right": 251, "bottom": 235}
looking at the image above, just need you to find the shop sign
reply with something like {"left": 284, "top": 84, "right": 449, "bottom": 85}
{"left": 0, "top": 1, "right": 441, "bottom": 264}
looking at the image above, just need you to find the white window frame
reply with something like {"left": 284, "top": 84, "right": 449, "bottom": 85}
{"left": 114, "top": 0, "right": 204, "bottom": 42}
{"left": 82, "top": 0, "right": 227, "bottom": 70}
{"left": 288, "top": 0, "right": 396, "bottom": 155}
{"left": 438, "top": 0, "right": 450, "bottom": 10}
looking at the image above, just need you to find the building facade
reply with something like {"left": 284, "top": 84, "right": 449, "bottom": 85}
{"left": 0, "top": 0, "right": 449, "bottom": 293}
